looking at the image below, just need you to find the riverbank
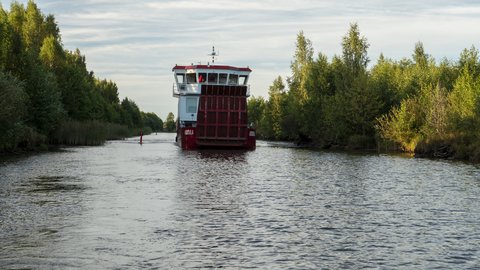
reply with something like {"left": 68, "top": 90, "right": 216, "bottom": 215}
{"left": 414, "top": 138, "right": 480, "bottom": 163}
{"left": 0, "top": 121, "right": 163, "bottom": 157}
{"left": 290, "top": 136, "right": 480, "bottom": 163}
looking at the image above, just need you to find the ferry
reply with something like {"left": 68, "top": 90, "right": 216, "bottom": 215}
{"left": 172, "top": 47, "right": 256, "bottom": 150}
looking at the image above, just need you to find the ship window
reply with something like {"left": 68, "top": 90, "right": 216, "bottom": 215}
{"left": 219, "top": 73, "right": 228, "bottom": 84}
{"left": 239, "top": 75, "right": 248, "bottom": 85}
{"left": 176, "top": 73, "right": 185, "bottom": 84}
{"left": 228, "top": 74, "right": 238, "bottom": 85}
{"left": 198, "top": 73, "right": 207, "bottom": 83}
{"left": 186, "top": 97, "right": 197, "bottom": 113}
{"left": 208, "top": 73, "right": 218, "bottom": 84}
{"left": 186, "top": 73, "right": 197, "bottom": 84}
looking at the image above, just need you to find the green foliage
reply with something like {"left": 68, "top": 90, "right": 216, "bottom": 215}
{"left": 52, "top": 120, "right": 108, "bottom": 146}
{"left": 375, "top": 98, "right": 422, "bottom": 152}
{"left": 369, "top": 55, "right": 403, "bottom": 112}
{"left": 0, "top": 7, "right": 14, "bottom": 71}
{"left": 247, "top": 96, "right": 265, "bottom": 133}
{"left": 413, "top": 42, "right": 428, "bottom": 68}
{"left": 448, "top": 67, "right": 479, "bottom": 129}
{"left": 265, "top": 76, "right": 286, "bottom": 139}
{"left": 251, "top": 24, "right": 480, "bottom": 160}
{"left": 23, "top": 63, "right": 65, "bottom": 134}
{"left": 39, "top": 35, "right": 64, "bottom": 69}
{"left": 0, "top": 1, "right": 158, "bottom": 153}
{"left": 421, "top": 84, "right": 449, "bottom": 141}
{"left": 0, "top": 71, "right": 26, "bottom": 151}
{"left": 283, "top": 32, "right": 315, "bottom": 140}
{"left": 96, "top": 78, "right": 120, "bottom": 104}
{"left": 341, "top": 23, "right": 369, "bottom": 78}
{"left": 458, "top": 46, "right": 480, "bottom": 77}
{"left": 53, "top": 49, "right": 94, "bottom": 120}
{"left": 142, "top": 112, "right": 163, "bottom": 132}
{"left": 164, "top": 112, "right": 176, "bottom": 132}
{"left": 23, "top": 0, "right": 44, "bottom": 53}
{"left": 52, "top": 120, "right": 133, "bottom": 146}
{"left": 121, "top": 98, "right": 143, "bottom": 128}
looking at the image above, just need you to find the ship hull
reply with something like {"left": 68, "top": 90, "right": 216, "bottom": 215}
{"left": 177, "top": 127, "right": 255, "bottom": 150}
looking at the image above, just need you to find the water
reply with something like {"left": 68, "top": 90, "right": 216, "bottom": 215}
{"left": 1, "top": 133, "right": 479, "bottom": 269}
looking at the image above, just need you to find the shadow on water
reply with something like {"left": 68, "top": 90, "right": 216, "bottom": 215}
{"left": 113, "top": 133, "right": 177, "bottom": 145}
{"left": 24, "top": 175, "right": 87, "bottom": 193}
{"left": 194, "top": 149, "right": 248, "bottom": 161}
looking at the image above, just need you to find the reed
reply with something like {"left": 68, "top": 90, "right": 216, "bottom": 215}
{"left": 105, "top": 123, "right": 131, "bottom": 140}
{"left": 52, "top": 120, "right": 141, "bottom": 146}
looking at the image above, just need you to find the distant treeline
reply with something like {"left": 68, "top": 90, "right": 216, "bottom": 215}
{"left": 0, "top": 1, "right": 176, "bottom": 152}
{"left": 248, "top": 23, "right": 480, "bottom": 162}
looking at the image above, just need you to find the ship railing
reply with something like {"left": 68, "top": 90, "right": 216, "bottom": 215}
{"left": 173, "top": 83, "right": 251, "bottom": 96}
{"left": 173, "top": 83, "right": 200, "bottom": 96}
{"left": 172, "top": 83, "right": 181, "bottom": 96}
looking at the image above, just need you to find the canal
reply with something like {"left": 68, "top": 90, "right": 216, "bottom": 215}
{"left": 1, "top": 133, "right": 479, "bottom": 269}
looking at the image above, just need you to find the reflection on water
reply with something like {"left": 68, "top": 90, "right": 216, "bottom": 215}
{"left": 26, "top": 175, "right": 87, "bottom": 193}
{"left": 1, "top": 133, "right": 480, "bottom": 269}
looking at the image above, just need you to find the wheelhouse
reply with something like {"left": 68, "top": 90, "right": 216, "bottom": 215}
{"left": 172, "top": 65, "right": 251, "bottom": 97}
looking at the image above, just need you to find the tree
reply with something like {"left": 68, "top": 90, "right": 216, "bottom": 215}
{"left": 121, "top": 98, "right": 142, "bottom": 128}
{"left": 447, "top": 67, "right": 479, "bottom": 132}
{"left": 458, "top": 46, "right": 480, "bottom": 76}
{"left": 247, "top": 96, "right": 266, "bottom": 137}
{"left": 6, "top": 1, "right": 26, "bottom": 76}
{"left": 437, "top": 58, "right": 458, "bottom": 92}
{"left": 0, "top": 0, "right": 154, "bottom": 151}
{"left": 286, "top": 31, "right": 314, "bottom": 140}
{"left": 95, "top": 78, "right": 120, "bottom": 104}
{"left": 24, "top": 64, "right": 64, "bottom": 134}
{"left": 39, "top": 35, "right": 64, "bottom": 69}
{"left": 413, "top": 42, "right": 428, "bottom": 69}
{"left": 164, "top": 112, "right": 176, "bottom": 132}
{"left": 143, "top": 112, "right": 163, "bottom": 132}
{"left": 342, "top": 23, "right": 369, "bottom": 77}
{"left": 421, "top": 84, "right": 448, "bottom": 140}
{"left": 54, "top": 50, "right": 94, "bottom": 120}
{"left": 369, "top": 55, "right": 403, "bottom": 113}
{"left": 94, "top": 78, "right": 121, "bottom": 123}
{"left": 290, "top": 31, "right": 314, "bottom": 87}
{"left": 23, "top": 0, "right": 44, "bottom": 54}
{"left": 331, "top": 23, "right": 381, "bottom": 145}
{"left": 43, "top": 14, "right": 60, "bottom": 40}
{"left": 7, "top": 2, "right": 25, "bottom": 34}
{"left": 376, "top": 97, "right": 422, "bottom": 152}
{"left": 0, "top": 71, "right": 26, "bottom": 150}
{"left": 265, "top": 76, "right": 286, "bottom": 139}
{"left": 0, "top": 6, "right": 14, "bottom": 71}
{"left": 302, "top": 53, "right": 331, "bottom": 142}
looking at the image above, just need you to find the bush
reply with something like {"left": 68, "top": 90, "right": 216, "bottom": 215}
{"left": 347, "top": 134, "right": 375, "bottom": 150}
{"left": 17, "top": 126, "right": 47, "bottom": 151}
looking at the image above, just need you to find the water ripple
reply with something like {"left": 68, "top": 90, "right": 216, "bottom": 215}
{"left": 0, "top": 134, "right": 479, "bottom": 269}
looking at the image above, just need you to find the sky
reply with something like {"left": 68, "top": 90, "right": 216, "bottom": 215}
{"left": 7, "top": 0, "right": 480, "bottom": 119}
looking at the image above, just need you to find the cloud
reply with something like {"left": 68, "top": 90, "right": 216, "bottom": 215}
{"left": 14, "top": 0, "right": 480, "bottom": 118}
{"left": 430, "top": 5, "right": 480, "bottom": 16}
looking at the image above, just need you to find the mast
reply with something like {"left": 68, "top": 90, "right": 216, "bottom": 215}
{"left": 208, "top": 46, "right": 218, "bottom": 64}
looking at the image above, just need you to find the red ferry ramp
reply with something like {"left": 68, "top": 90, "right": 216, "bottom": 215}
{"left": 196, "top": 84, "right": 255, "bottom": 149}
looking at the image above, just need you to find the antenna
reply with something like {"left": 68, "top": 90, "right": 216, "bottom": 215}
{"left": 208, "top": 46, "right": 219, "bottom": 64}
